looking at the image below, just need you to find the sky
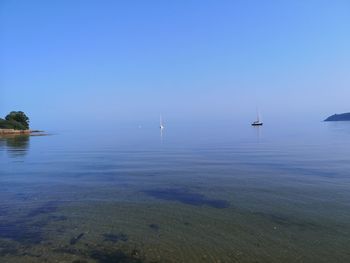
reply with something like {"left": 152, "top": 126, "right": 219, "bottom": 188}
{"left": 0, "top": 0, "right": 349, "bottom": 129}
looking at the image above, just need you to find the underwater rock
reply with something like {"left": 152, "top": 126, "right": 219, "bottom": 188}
{"left": 90, "top": 248, "right": 144, "bottom": 263}
{"left": 148, "top": 224, "right": 159, "bottom": 231}
{"left": 56, "top": 244, "right": 150, "bottom": 263}
{"left": 70, "top": 233, "right": 85, "bottom": 245}
{"left": 103, "top": 232, "right": 128, "bottom": 243}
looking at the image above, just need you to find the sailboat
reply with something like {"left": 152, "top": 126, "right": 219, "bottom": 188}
{"left": 251, "top": 110, "right": 263, "bottom": 126}
{"left": 159, "top": 115, "right": 165, "bottom": 130}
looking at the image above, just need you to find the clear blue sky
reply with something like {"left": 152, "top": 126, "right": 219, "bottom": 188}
{"left": 1, "top": 0, "right": 349, "bottom": 128}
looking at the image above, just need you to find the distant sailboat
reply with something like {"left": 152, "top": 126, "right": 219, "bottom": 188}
{"left": 159, "top": 115, "right": 165, "bottom": 130}
{"left": 251, "top": 110, "right": 263, "bottom": 126}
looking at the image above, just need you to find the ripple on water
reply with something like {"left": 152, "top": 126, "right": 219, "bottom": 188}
{"left": 143, "top": 188, "right": 230, "bottom": 208}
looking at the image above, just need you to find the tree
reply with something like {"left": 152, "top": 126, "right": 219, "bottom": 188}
{"left": 5, "top": 111, "right": 30, "bottom": 129}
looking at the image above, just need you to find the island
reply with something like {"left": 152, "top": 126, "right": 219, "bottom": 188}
{"left": 324, "top": 112, "right": 350, "bottom": 122}
{"left": 0, "top": 111, "right": 39, "bottom": 134}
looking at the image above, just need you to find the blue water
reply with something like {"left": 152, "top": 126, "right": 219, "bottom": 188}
{"left": 1, "top": 121, "right": 350, "bottom": 262}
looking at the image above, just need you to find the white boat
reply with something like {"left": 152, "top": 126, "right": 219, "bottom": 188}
{"left": 160, "top": 115, "right": 165, "bottom": 130}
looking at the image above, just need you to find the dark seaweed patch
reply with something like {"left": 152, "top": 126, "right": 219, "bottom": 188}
{"left": 103, "top": 233, "right": 128, "bottom": 243}
{"left": 149, "top": 224, "right": 159, "bottom": 231}
{"left": 54, "top": 246, "right": 79, "bottom": 255}
{"left": 55, "top": 245, "right": 149, "bottom": 263}
{"left": 48, "top": 215, "right": 67, "bottom": 221}
{"left": 0, "top": 219, "right": 43, "bottom": 243}
{"left": 27, "top": 201, "right": 59, "bottom": 218}
{"left": 0, "top": 201, "right": 65, "bottom": 244}
{"left": 70, "top": 233, "right": 85, "bottom": 245}
{"left": 143, "top": 188, "right": 230, "bottom": 208}
{"left": 90, "top": 248, "right": 143, "bottom": 263}
{"left": 253, "top": 212, "right": 320, "bottom": 230}
{"left": 0, "top": 247, "right": 18, "bottom": 256}
{"left": 0, "top": 241, "right": 18, "bottom": 256}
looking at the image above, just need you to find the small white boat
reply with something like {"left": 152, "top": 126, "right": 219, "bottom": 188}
{"left": 160, "top": 115, "right": 165, "bottom": 130}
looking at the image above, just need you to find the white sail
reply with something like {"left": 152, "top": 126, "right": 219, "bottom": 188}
{"left": 252, "top": 108, "right": 263, "bottom": 126}
{"left": 160, "top": 114, "right": 164, "bottom": 129}
{"left": 256, "top": 108, "right": 260, "bottom": 122}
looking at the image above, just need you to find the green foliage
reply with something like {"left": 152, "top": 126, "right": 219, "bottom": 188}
{"left": 5, "top": 111, "right": 30, "bottom": 129}
{"left": 0, "top": 112, "right": 30, "bottom": 130}
{"left": 0, "top": 118, "right": 10, "bottom": 129}
{"left": 0, "top": 118, "right": 26, "bottom": 130}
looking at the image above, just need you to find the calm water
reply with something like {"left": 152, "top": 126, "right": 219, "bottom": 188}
{"left": 1, "top": 121, "right": 350, "bottom": 263}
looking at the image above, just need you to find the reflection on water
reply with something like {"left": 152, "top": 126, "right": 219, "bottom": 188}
{"left": 325, "top": 121, "right": 350, "bottom": 136}
{"left": 252, "top": 125, "right": 262, "bottom": 143}
{"left": 1, "top": 122, "right": 350, "bottom": 262}
{"left": 160, "top": 127, "right": 165, "bottom": 143}
{"left": 0, "top": 134, "right": 30, "bottom": 157}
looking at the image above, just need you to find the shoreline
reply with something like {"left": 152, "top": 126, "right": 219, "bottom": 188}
{"left": 0, "top": 129, "right": 44, "bottom": 135}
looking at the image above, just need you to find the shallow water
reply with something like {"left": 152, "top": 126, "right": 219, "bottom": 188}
{"left": 1, "top": 121, "right": 350, "bottom": 262}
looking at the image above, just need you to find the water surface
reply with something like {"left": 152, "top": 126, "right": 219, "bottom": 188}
{"left": 1, "top": 121, "right": 350, "bottom": 262}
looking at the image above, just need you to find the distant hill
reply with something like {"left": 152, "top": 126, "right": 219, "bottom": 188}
{"left": 324, "top": 113, "right": 350, "bottom": 122}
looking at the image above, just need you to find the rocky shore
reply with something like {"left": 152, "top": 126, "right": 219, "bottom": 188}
{"left": 0, "top": 129, "right": 42, "bottom": 135}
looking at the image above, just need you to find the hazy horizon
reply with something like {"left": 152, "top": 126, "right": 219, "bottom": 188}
{"left": 1, "top": 0, "right": 349, "bottom": 129}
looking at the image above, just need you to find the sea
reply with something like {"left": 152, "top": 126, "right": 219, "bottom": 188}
{"left": 1, "top": 120, "right": 350, "bottom": 263}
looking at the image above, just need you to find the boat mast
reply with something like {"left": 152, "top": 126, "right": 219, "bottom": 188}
{"left": 160, "top": 114, "right": 164, "bottom": 129}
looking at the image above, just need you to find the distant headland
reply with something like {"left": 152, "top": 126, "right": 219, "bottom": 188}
{"left": 0, "top": 111, "right": 41, "bottom": 135}
{"left": 324, "top": 112, "right": 350, "bottom": 122}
